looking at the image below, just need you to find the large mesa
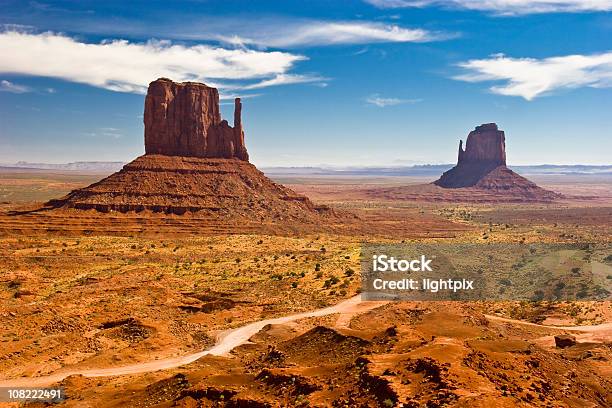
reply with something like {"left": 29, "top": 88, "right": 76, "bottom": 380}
{"left": 46, "top": 78, "right": 336, "bottom": 222}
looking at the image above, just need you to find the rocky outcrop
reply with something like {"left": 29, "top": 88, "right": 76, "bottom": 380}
{"left": 46, "top": 155, "right": 336, "bottom": 219}
{"left": 436, "top": 123, "right": 508, "bottom": 188}
{"left": 46, "top": 78, "right": 345, "bottom": 223}
{"left": 554, "top": 334, "right": 576, "bottom": 348}
{"left": 434, "top": 123, "right": 559, "bottom": 201}
{"left": 144, "top": 78, "right": 248, "bottom": 161}
{"left": 457, "top": 123, "right": 506, "bottom": 166}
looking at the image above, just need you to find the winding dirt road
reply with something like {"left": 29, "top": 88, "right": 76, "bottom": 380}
{"left": 485, "top": 314, "right": 612, "bottom": 347}
{"left": 0, "top": 295, "right": 386, "bottom": 388}
{"left": 1, "top": 297, "right": 609, "bottom": 388}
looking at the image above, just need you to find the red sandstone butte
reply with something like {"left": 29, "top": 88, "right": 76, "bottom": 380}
{"left": 46, "top": 78, "right": 342, "bottom": 221}
{"left": 458, "top": 123, "right": 506, "bottom": 166}
{"left": 144, "top": 78, "right": 248, "bottom": 161}
{"left": 434, "top": 123, "right": 559, "bottom": 200}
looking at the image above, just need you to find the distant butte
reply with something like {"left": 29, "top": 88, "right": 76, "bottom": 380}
{"left": 353, "top": 123, "right": 560, "bottom": 203}
{"left": 433, "top": 123, "right": 559, "bottom": 200}
{"left": 435, "top": 123, "right": 508, "bottom": 188}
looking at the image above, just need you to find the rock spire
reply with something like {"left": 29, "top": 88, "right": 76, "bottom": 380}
{"left": 144, "top": 78, "right": 248, "bottom": 161}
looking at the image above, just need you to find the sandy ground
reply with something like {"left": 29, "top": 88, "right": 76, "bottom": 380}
{"left": 0, "top": 296, "right": 386, "bottom": 388}
{"left": 0, "top": 170, "right": 609, "bottom": 407}
{"left": 1, "top": 297, "right": 609, "bottom": 390}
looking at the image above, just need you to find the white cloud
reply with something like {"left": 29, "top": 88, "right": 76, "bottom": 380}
{"left": 454, "top": 52, "right": 612, "bottom": 100}
{"left": 0, "top": 30, "right": 315, "bottom": 94}
{"left": 0, "top": 79, "right": 32, "bottom": 93}
{"left": 22, "top": 16, "right": 444, "bottom": 49}
{"left": 364, "top": 0, "right": 612, "bottom": 14}
{"left": 366, "top": 94, "right": 422, "bottom": 107}
{"left": 239, "top": 74, "right": 328, "bottom": 90}
{"left": 83, "top": 128, "right": 123, "bottom": 139}
{"left": 227, "top": 21, "right": 440, "bottom": 47}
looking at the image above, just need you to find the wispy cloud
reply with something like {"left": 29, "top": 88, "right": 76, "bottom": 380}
{"left": 454, "top": 52, "right": 612, "bottom": 100}
{"left": 238, "top": 74, "right": 329, "bottom": 90}
{"left": 218, "top": 21, "right": 444, "bottom": 47}
{"left": 219, "top": 93, "right": 263, "bottom": 105}
{"left": 352, "top": 47, "right": 370, "bottom": 56}
{"left": 27, "top": 0, "right": 95, "bottom": 15}
{"left": 219, "top": 93, "right": 263, "bottom": 102}
{"left": 0, "top": 30, "right": 318, "bottom": 95}
{"left": 0, "top": 79, "right": 32, "bottom": 93}
{"left": 365, "top": 94, "right": 422, "bottom": 107}
{"left": 364, "top": 0, "right": 612, "bottom": 14}
{"left": 7, "top": 14, "right": 447, "bottom": 49}
{"left": 83, "top": 127, "right": 123, "bottom": 139}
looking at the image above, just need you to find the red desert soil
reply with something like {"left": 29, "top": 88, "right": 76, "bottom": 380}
{"left": 0, "top": 295, "right": 386, "bottom": 387}
{"left": 1, "top": 297, "right": 610, "bottom": 407}
{"left": 0, "top": 180, "right": 609, "bottom": 407}
{"left": 348, "top": 182, "right": 559, "bottom": 204}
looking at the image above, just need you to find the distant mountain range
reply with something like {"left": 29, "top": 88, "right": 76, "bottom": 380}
{"left": 2, "top": 161, "right": 611, "bottom": 176}
{"left": 261, "top": 164, "right": 612, "bottom": 177}
{"left": 3, "top": 161, "right": 126, "bottom": 172}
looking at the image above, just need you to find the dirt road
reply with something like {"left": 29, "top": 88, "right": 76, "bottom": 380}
{"left": 0, "top": 295, "right": 386, "bottom": 387}
{"left": 486, "top": 314, "right": 612, "bottom": 346}
{"left": 1, "top": 298, "right": 609, "bottom": 388}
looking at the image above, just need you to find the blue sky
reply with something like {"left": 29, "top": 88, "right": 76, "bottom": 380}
{"left": 0, "top": 0, "right": 610, "bottom": 166}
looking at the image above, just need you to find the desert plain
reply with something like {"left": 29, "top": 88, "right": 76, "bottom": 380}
{"left": 0, "top": 168, "right": 610, "bottom": 407}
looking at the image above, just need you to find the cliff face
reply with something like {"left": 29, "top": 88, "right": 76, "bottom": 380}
{"left": 458, "top": 123, "right": 506, "bottom": 166}
{"left": 144, "top": 78, "right": 248, "bottom": 161}
{"left": 436, "top": 123, "right": 508, "bottom": 188}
